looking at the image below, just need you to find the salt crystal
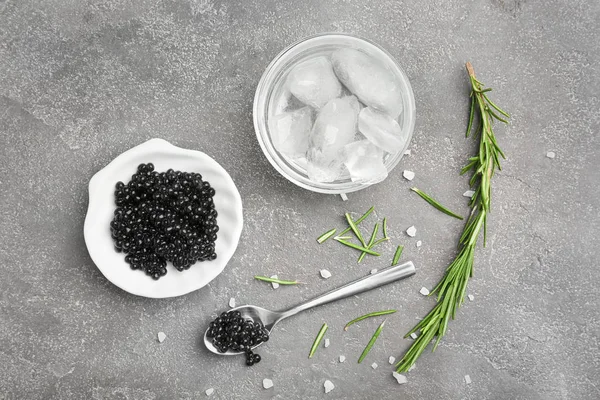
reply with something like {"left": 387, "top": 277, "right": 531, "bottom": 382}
{"left": 464, "top": 374, "right": 472, "bottom": 384}
{"left": 406, "top": 226, "right": 417, "bottom": 237}
{"left": 324, "top": 380, "right": 335, "bottom": 393}
{"left": 546, "top": 151, "right": 556, "bottom": 159}
{"left": 320, "top": 269, "right": 332, "bottom": 279}
{"left": 229, "top": 298, "right": 236, "bottom": 308}
{"left": 410, "top": 332, "right": 418, "bottom": 340}
{"left": 324, "top": 338, "right": 330, "bottom": 348}
{"left": 263, "top": 378, "right": 274, "bottom": 389}
{"left": 468, "top": 294, "right": 474, "bottom": 301}
{"left": 388, "top": 356, "right": 396, "bottom": 364}
{"left": 419, "top": 287, "right": 430, "bottom": 296}
{"left": 371, "top": 362, "right": 378, "bottom": 369}
{"left": 157, "top": 332, "right": 166, "bottom": 343}
{"left": 339, "top": 355, "right": 346, "bottom": 363}
{"left": 370, "top": 269, "right": 378, "bottom": 275}
{"left": 403, "top": 170, "right": 415, "bottom": 181}
{"left": 205, "top": 388, "right": 214, "bottom": 396}
{"left": 416, "top": 240, "right": 422, "bottom": 248}
{"left": 392, "top": 372, "right": 408, "bottom": 384}
{"left": 271, "top": 275, "right": 279, "bottom": 289}
{"left": 404, "top": 149, "right": 411, "bottom": 156}
{"left": 340, "top": 193, "right": 349, "bottom": 201}
{"left": 463, "top": 190, "right": 475, "bottom": 198}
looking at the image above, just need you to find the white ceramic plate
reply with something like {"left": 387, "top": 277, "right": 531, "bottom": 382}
{"left": 84, "top": 138, "right": 243, "bottom": 298}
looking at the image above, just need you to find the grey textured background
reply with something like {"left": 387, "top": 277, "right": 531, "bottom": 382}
{"left": 1, "top": 0, "right": 599, "bottom": 399}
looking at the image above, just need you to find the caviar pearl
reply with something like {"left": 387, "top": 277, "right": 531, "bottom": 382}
{"left": 110, "top": 163, "right": 218, "bottom": 280}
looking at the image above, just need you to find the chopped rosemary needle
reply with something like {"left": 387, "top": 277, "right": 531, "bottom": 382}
{"left": 317, "top": 228, "right": 337, "bottom": 244}
{"left": 410, "top": 187, "right": 464, "bottom": 220}
{"left": 392, "top": 245, "right": 404, "bottom": 266}
{"left": 309, "top": 323, "right": 328, "bottom": 358}
{"left": 254, "top": 276, "right": 301, "bottom": 285}
{"left": 344, "top": 310, "right": 397, "bottom": 331}
{"left": 317, "top": 206, "right": 374, "bottom": 243}
{"left": 334, "top": 238, "right": 380, "bottom": 256}
{"left": 358, "top": 222, "right": 379, "bottom": 263}
{"left": 358, "top": 319, "right": 387, "bottom": 363}
{"left": 345, "top": 213, "right": 366, "bottom": 246}
{"left": 382, "top": 217, "right": 389, "bottom": 238}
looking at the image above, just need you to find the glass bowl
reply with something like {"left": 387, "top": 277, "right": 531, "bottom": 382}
{"left": 253, "top": 33, "right": 416, "bottom": 194}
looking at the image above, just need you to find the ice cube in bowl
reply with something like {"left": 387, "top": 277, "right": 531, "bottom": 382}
{"left": 254, "top": 33, "right": 415, "bottom": 194}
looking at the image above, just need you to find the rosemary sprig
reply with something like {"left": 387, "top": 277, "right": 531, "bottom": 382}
{"left": 308, "top": 323, "right": 328, "bottom": 358}
{"left": 254, "top": 276, "right": 301, "bottom": 285}
{"left": 344, "top": 310, "right": 396, "bottom": 331}
{"left": 392, "top": 245, "right": 404, "bottom": 266}
{"left": 410, "top": 187, "right": 464, "bottom": 220}
{"left": 334, "top": 238, "right": 380, "bottom": 256}
{"left": 395, "top": 63, "right": 509, "bottom": 372}
{"left": 317, "top": 228, "right": 337, "bottom": 244}
{"left": 358, "top": 319, "right": 387, "bottom": 363}
{"left": 358, "top": 223, "right": 379, "bottom": 263}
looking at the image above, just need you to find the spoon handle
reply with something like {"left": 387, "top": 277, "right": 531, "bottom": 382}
{"left": 278, "top": 261, "right": 416, "bottom": 320}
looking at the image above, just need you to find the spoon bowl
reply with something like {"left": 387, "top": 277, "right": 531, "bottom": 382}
{"left": 204, "top": 261, "right": 416, "bottom": 355}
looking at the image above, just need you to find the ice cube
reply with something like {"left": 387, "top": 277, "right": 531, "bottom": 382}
{"left": 331, "top": 48, "right": 403, "bottom": 118}
{"left": 307, "top": 96, "right": 360, "bottom": 182}
{"left": 343, "top": 140, "right": 387, "bottom": 184}
{"left": 358, "top": 107, "right": 408, "bottom": 153}
{"left": 270, "top": 107, "right": 313, "bottom": 158}
{"left": 287, "top": 56, "right": 342, "bottom": 108}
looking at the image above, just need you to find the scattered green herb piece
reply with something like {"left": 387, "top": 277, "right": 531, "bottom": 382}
{"left": 254, "top": 276, "right": 301, "bottom": 285}
{"left": 334, "top": 236, "right": 352, "bottom": 240}
{"left": 317, "top": 228, "right": 337, "bottom": 244}
{"left": 396, "top": 62, "right": 509, "bottom": 372}
{"left": 358, "top": 223, "right": 379, "bottom": 263}
{"left": 358, "top": 319, "right": 387, "bottom": 363}
{"left": 345, "top": 213, "right": 366, "bottom": 246}
{"left": 344, "top": 310, "right": 397, "bottom": 331}
{"left": 382, "top": 217, "right": 389, "bottom": 238}
{"left": 410, "top": 188, "right": 464, "bottom": 220}
{"left": 372, "top": 237, "right": 390, "bottom": 247}
{"left": 337, "top": 206, "right": 375, "bottom": 237}
{"left": 308, "top": 323, "right": 328, "bottom": 358}
{"left": 334, "top": 238, "right": 380, "bottom": 256}
{"left": 392, "top": 245, "right": 404, "bottom": 266}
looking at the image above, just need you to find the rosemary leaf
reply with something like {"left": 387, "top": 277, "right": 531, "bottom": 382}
{"left": 392, "top": 245, "right": 404, "bottom": 266}
{"left": 383, "top": 217, "right": 389, "bottom": 238}
{"left": 345, "top": 213, "right": 366, "bottom": 246}
{"left": 308, "top": 323, "right": 328, "bottom": 358}
{"left": 337, "top": 206, "right": 375, "bottom": 237}
{"left": 358, "top": 319, "right": 386, "bottom": 363}
{"left": 344, "top": 310, "right": 396, "bottom": 331}
{"left": 254, "top": 276, "right": 301, "bottom": 285}
{"left": 334, "top": 238, "right": 380, "bottom": 256}
{"left": 358, "top": 223, "right": 379, "bottom": 263}
{"left": 410, "top": 187, "right": 464, "bottom": 220}
{"left": 317, "top": 228, "right": 337, "bottom": 244}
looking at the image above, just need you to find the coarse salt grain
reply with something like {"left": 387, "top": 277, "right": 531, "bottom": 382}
{"left": 404, "top": 149, "right": 411, "bottom": 156}
{"left": 468, "top": 294, "right": 474, "bottom": 301}
{"left": 229, "top": 297, "right": 236, "bottom": 308}
{"left": 403, "top": 170, "right": 415, "bottom": 181}
{"left": 370, "top": 269, "right": 378, "bottom": 275}
{"left": 320, "top": 269, "right": 332, "bottom": 279}
{"left": 463, "top": 190, "right": 475, "bottom": 198}
{"left": 263, "top": 378, "right": 273, "bottom": 389}
{"left": 371, "top": 362, "right": 378, "bottom": 369}
{"left": 205, "top": 388, "right": 214, "bottom": 396}
{"left": 419, "top": 287, "right": 430, "bottom": 296}
{"left": 339, "top": 355, "right": 346, "bottom": 363}
{"left": 546, "top": 151, "right": 556, "bottom": 159}
{"left": 393, "top": 372, "right": 408, "bottom": 384}
{"left": 271, "top": 275, "right": 279, "bottom": 289}
{"left": 416, "top": 240, "right": 422, "bottom": 247}
{"left": 410, "top": 332, "right": 418, "bottom": 340}
{"left": 465, "top": 375, "right": 472, "bottom": 384}
{"left": 406, "top": 226, "right": 417, "bottom": 237}
{"left": 324, "top": 380, "right": 335, "bottom": 393}
{"left": 388, "top": 356, "right": 396, "bottom": 364}
{"left": 157, "top": 332, "right": 166, "bottom": 343}
{"left": 324, "top": 338, "right": 330, "bottom": 348}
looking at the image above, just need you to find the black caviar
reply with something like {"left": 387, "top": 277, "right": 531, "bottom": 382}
{"left": 110, "top": 163, "right": 218, "bottom": 280}
{"left": 207, "top": 310, "right": 269, "bottom": 366}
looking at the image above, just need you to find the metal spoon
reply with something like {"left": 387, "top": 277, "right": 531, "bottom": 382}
{"left": 204, "top": 261, "right": 416, "bottom": 355}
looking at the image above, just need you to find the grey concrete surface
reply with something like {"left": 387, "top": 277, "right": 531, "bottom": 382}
{"left": 1, "top": 0, "right": 599, "bottom": 399}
